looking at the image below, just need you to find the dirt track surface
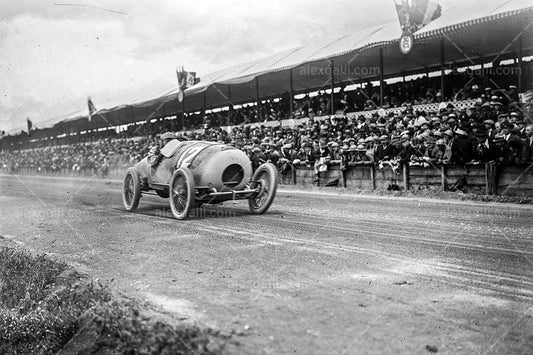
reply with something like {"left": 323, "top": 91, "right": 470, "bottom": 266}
{"left": 1, "top": 174, "right": 532, "bottom": 354}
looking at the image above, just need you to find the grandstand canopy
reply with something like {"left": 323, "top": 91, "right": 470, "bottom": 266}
{"left": 53, "top": 0, "right": 533, "bottom": 133}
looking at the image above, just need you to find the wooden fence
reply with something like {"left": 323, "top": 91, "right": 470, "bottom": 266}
{"left": 285, "top": 162, "right": 533, "bottom": 197}
{"left": 2, "top": 162, "right": 532, "bottom": 197}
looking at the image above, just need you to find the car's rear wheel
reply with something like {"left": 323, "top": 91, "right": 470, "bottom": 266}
{"left": 169, "top": 167, "right": 195, "bottom": 220}
{"left": 248, "top": 163, "right": 278, "bottom": 214}
{"left": 123, "top": 167, "right": 141, "bottom": 211}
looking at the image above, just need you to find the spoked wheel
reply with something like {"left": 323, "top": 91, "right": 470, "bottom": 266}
{"left": 248, "top": 163, "right": 278, "bottom": 214}
{"left": 169, "top": 167, "right": 195, "bottom": 220}
{"left": 122, "top": 167, "right": 141, "bottom": 211}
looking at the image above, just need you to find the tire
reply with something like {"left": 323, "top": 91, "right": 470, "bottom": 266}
{"left": 156, "top": 189, "right": 169, "bottom": 198}
{"left": 248, "top": 162, "right": 278, "bottom": 214}
{"left": 122, "top": 167, "right": 141, "bottom": 211}
{"left": 169, "top": 167, "right": 195, "bottom": 220}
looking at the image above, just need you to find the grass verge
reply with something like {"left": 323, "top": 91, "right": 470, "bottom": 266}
{"left": 0, "top": 247, "right": 226, "bottom": 354}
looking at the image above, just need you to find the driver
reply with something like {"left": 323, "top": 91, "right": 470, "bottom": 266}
{"left": 148, "top": 132, "right": 176, "bottom": 168}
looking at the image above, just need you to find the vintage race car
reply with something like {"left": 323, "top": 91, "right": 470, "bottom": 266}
{"left": 122, "top": 139, "right": 278, "bottom": 219}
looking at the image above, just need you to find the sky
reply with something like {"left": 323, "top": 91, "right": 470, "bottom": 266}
{"left": 0, "top": 0, "right": 465, "bottom": 133}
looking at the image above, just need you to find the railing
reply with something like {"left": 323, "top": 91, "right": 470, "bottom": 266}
{"left": 2, "top": 160, "right": 532, "bottom": 197}
{"left": 217, "top": 99, "right": 479, "bottom": 131}
{"left": 286, "top": 162, "right": 533, "bottom": 197}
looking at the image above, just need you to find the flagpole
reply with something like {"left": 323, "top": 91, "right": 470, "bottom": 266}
{"left": 517, "top": 29, "right": 523, "bottom": 93}
{"left": 256, "top": 77, "right": 260, "bottom": 122}
{"left": 440, "top": 38, "right": 445, "bottom": 102}
{"left": 181, "top": 98, "right": 185, "bottom": 131}
{"left": 330, "top": 59, "right": 335, "bottom": 115}
{"left": 227, "top": 85, "right": 232, "bottom": 128}
{"left": 289, "top": 68, "right": 294, "bottom": 118}
{"left": 379, "top": 48, "right": 384, "bottom": 107}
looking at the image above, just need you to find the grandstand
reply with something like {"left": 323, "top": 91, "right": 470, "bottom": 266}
{"left": 1, "top": 0, "right": 532, "bottom": 198}
{"left": 0, "top": 0, "right": 531, "bottom": 149}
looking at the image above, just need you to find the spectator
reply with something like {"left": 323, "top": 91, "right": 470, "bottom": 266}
{"left": 525, "top": 124, "right": 533, "bottom": 162}
{"left": 451, "top": 125, "right": 474, "bottom": 165}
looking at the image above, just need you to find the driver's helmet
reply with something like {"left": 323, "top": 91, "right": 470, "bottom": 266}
{"left": 160, "top": 132, "right": 175, "bottom": 141}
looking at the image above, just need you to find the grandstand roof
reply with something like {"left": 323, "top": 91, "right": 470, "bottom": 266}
{"left": 56, "top": 0, "right": 533, "bottom": 132}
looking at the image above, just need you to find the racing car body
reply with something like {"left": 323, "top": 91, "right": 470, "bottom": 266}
{"left": 122, "top": 140, "right": 278, "bottom": 219}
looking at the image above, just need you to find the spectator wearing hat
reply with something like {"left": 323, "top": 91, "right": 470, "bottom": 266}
{"left": 508, "top": 85, "right": 519, "bottom": 103}
{"left": 445, "top": 116, "right": 457, "bottom": 133}
{"left": 508, "top": 137, "right": 528, "bottom": 165}
{"left": 278, "top": 143, "right": 296, "bottom": 175}
{"left": 483, "top": 119, "right": 497, "bottom": 142}
{"left": 525, "top": 124, "right": 533, "bottom": 162}
{"left": 513, "top": 115, "right": 527, "bottom": 139}
{"left": 451, "top": 124, "right": 473, "bottom": 165}
{"left": 295, "top": 142, "right": 317, "bottom": 168}
{"left": 396, "top": 134, "right": 416, "bottom": 165}
{"left": 356, "top": 115, "right": 369, "bottom": 133}
{"left": 389, "top": 134, "right": 402, "bottom": 157}
{"left": 410, "top": 137, "right": 429, "bottom": 165}
{"left": 364, "top": 136, "right": 376, "bottom": 163}
{"left": 492, "top": 134, "right": 510, "bottom": 165}
{"left": 343, "top": 144, "right": 358, "bottom": 166}
{"left": 353, "top": 144, "right": 372, "bottom": 165}
{"left": 472, "top": 127, "right": 493, "bottom": 163}
{"left": 375, "top": 135, "right": 393, "bottom": 161}
{"left": 470, "top": 84, "right": 481, "bottom": 99}
{"left": 250, "top": 146, "right": 267, "bottom": 172}
{"left": 499, "top": 119, "right": 526, "bottom": 163}
{"left": 501, "top": 120, "right": 524, "bottom": 148}
{"left": 431, "top": 139, "right": 449, "bottom": 164}
{"left": 327, "top": 142, "right": 343, "bottom": 164}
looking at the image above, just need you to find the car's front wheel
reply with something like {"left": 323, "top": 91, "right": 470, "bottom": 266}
{"left": 169, "top": 167, "right": 195, "bottom": 220}
{"left": 123, "top": 167, "right": 141, "bottom": 211}
{"left": 248, "top": 163, "right": 278, "bottom": 214}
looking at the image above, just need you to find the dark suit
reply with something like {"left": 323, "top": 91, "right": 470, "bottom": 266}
{"left": 527, "top": 137, "right": 533, "bottom": 162}
{"left": 375, "top": 143, "right": 394, "bottom": 161}
{"left": 472, "top": 141, "right": 494, "bottom": 162}
{"left": 451, "top": 135, "right": 474, "bottom": 164}
{"left": 396, "top": 144, "right": 416, "bottom": 164}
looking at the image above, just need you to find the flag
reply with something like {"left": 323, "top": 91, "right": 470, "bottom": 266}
{"left": 88, "top": 96, "right": 97, "bottom": 122}
{"left": 394, "top": 0, "right": 441, "bottom": 34}
{"left": 394, "top": 0, "right": 411, "bottom": 35}
{"left": 27, "top": 118, "right": 33, "bottom": 136}
{"left": 409, "top": 0, "right": 441, "bottom": 28}
{"left": 176, "top": 67, "right": 200, "bottom": 102}
{"left": 421, "top": 0, "right": 441, "bottom": 25}
{"left": 176, "top": 66, "right": 188, "bottom": 103}
{"left": 186, "top": 71, "right": 197, "bottom": 88}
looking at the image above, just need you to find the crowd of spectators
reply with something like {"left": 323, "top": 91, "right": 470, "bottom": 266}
{"left": 2, "top": 83, "right": 532, "bottom": 183}
{"left": 4, "top": 61, "right": 526, "bottom": 148}
{"left": 0, "top": 139, "right": 152, "bottom": 176}
{"left": 84, "top": 63, "right": 525, "bottom": 139}
{"left": 127, "top": 70, "right": 512, "bottom": 136}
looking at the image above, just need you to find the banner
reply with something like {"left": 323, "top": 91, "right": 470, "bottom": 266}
{"left": 27, "top": 118, "right": 33, "bottom": 136}
{"left": 394, "top": 0, "right": 441, "bottom": 54}
{"left": 176, "top": 67, "right": 199, "bottom": 102}
{"left": 176, "top": 67, "right": 187, "bottom": 103}
{"left": 88, "top": 96, "right": 97, "bottom": 122}
{"left": 410, "top": 0, "right": 441, "bottom": 28}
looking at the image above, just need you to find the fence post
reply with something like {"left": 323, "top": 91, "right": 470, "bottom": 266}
{"left": 370, "top": 164, "right": 376, "bottom": 190}
{"left": 340, "top": 166, "right": 346, "bottom": 188}
{"left": 402, "top": 164, "right": 409, "bottom": 190}
{"left": 441, "top": 165, "right": 447, "bottom": 191}
{"left": 485, "top": 162, "right": 496, "bottom": 195}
